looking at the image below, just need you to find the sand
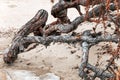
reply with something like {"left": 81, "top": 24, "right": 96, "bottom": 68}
{"left": 0, "top": 0, "right": 120, "bottom": 80}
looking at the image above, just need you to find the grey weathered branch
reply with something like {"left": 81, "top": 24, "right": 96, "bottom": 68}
{"left": 19, "top": 31, "right": 119, "bottom": 46}
{"left": 51, "top": 0, "right": 120, "bottom": 19}
{"left": 79, "top": 31, "right": 116, "bottom": 79}
{"left": 45, "top": 2, "right": 120, "bottom": 36}
{"left": 3, "top": 9, "right": 48, "bottom": 64}
{"left": 79, "top": 42, "right": 90, "bottom": 79}
{"left": 3, "top": 29, "right": 119, "bottom": 79}
{"left": 45, "top": 4, "right": 101, "bottom": 35}
{"left": 4, "top": 24, "right": 120, "bottom": 64}
{"left": 3, "top": 1, "right": 120, "bottom": 80}
{"left": 86, "top": 63, "right": 114, "bottom": 79}
{"left": 13, "top": 9, "right": 48, "bottom": 40}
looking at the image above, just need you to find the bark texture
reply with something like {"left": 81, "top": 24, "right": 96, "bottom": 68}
{"left": 3, "top": 0, "right": 120, "bottom": 79}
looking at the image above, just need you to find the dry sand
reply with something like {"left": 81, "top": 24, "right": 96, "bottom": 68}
{"left": 0, "top": 22, "right": 119, "bottom": 80}
{"left": 0, "top": 0, "right": 120, "bottom": 80}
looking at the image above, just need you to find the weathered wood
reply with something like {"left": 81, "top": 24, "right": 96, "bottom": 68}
{"left": 4, "top": 30, "right": 118, "bottom": 60}
{"left": 51, "top": 0, "right": 120, "bottom": 17}
{"left": 45, "top": 3, "right": 119, "bottom": 36}
{"left": 13, "top": 9, "right": 48, "bottom": 39}
{"left": 4, "top": 30, "right": 119, "bottom": 79}
{"left": 3, "top": 0, "right": 120, "bottom": 80}
{"left": 3, "top": 9, "right": 48, "bottom": 64}
{"left": 44, "top": 0, "right": 120, "bottom": 36}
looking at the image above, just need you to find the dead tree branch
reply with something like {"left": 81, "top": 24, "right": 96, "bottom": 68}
{"left": 3, "top": 9, "right": 48, "bottom": 64}
{"left": 4, "top": 29, "right": 120, "bottom": 79}
{"left": 3, "top": 0, "right": 120, "bottom": 80}
{"left": 45, "top": 2, "right": 120, "bottom": 36}
{"left": 51, "top": 0, "right": 120, "bottom": 18}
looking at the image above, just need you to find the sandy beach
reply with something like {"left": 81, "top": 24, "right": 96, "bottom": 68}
{"left": 0, "top": 0, "right": 120, "bottom": 80}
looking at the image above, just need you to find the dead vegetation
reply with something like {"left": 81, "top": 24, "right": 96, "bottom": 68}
{"left": 3, "top": 0, "right": 120, "bottom": 80}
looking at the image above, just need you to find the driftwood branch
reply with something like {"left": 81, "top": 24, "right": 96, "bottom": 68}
{"left": 17, "top": 30, "right": 120, "bottom": 46}
{"left": 51, "top": 0, "right": 120, "bottom": 18}
{"left": 14, "top": 9, "right": 48, "bottom": 39}
{"left": 3, "top": 0, "right": 120, "bottom": 80}
{"left": 4, "top": 30, "right": 120, "bottom": 79}
{"left": 4, "top": 30, "right": 120, "bottom": 61}
{"left": 45, "top": 2, "right": 120, "bottom": 36}
{"left": 3, "top": 9, "right": 48, "bottom": 64}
